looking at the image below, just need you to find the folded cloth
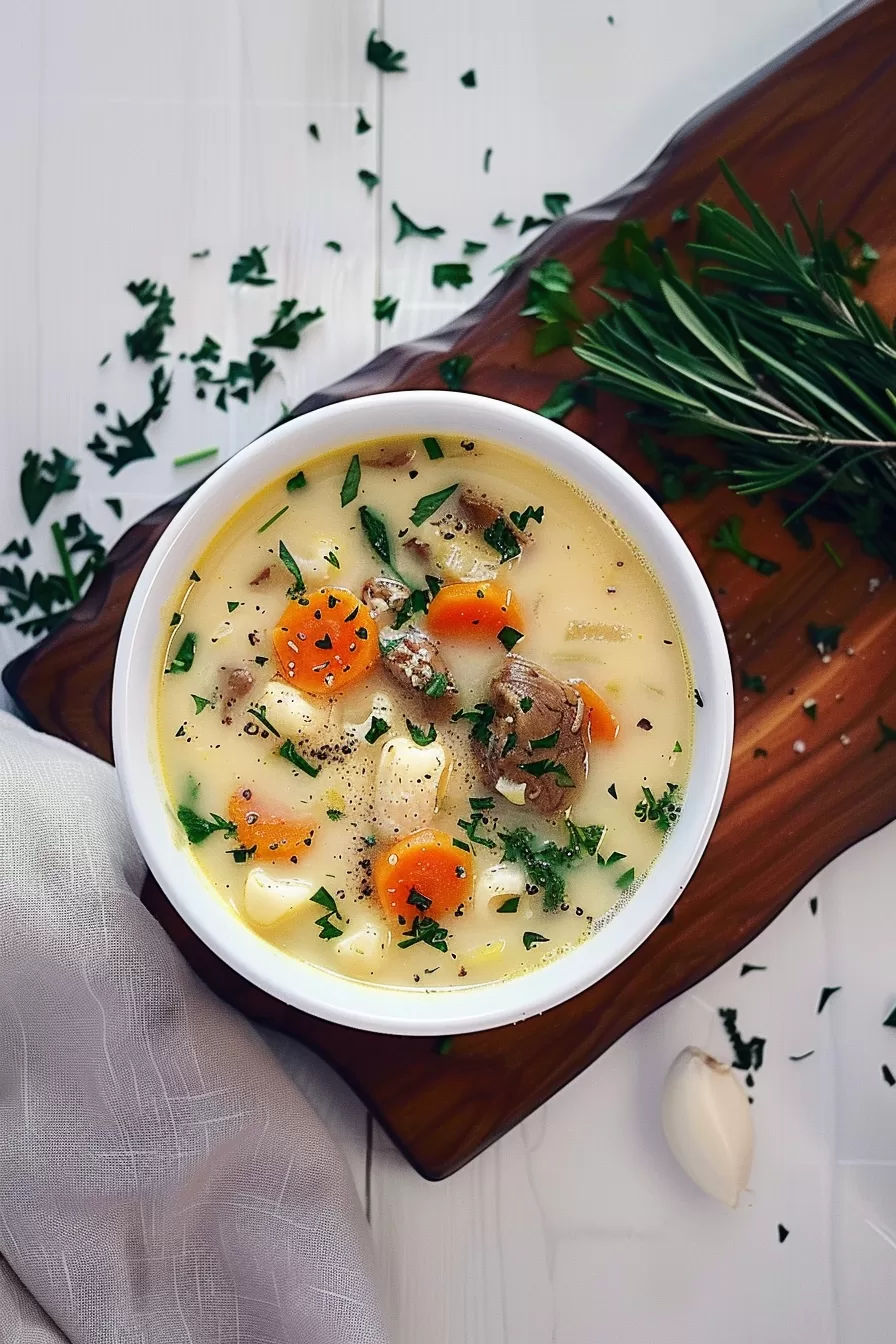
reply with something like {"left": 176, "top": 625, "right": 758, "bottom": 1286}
{"left": 0, "top": 712, "right": 390, "bottom": 1344}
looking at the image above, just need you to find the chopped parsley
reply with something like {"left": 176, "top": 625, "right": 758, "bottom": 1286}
{"left": 433, "top": 262, "right": 473, "bottom": 290}
{"left": 508, "top": 505, "right": 544, "bottom": 531}
{"left": 634, "top": 783, "right": 681, "bottom": 832}
{"left": 500, "top": 821, "right": 605, "bottom": 911}
{"left": 407, "top": 888, "right": 432, "bottom": 911}
{"left": 325, "top": 240, "right": 342, "bottom": 253}
{"left": 229, "top": 245, "right": 275, "bottom": 286}
{"left": 398, "top": 916, "right": 449, "bottom": 953}
{"left": 358, "top": 169, "right": 380, "bottom": 193}
{"left": 173, "top": 447, "right": 218, "bottom": 468}
{"left": 227, "top": 845, "right": 257, "bottom": 863}
{"left": 710, "top": 517, "right": 780, "bottom": 574}
{"left": 311, "top": 887, "right": 343, "bottom": 940}
{"left": 191, "top": 695, "right": 211, "bottom": 713}
{"left": 875, "top": 716, "right": 896, "bottom": 752}
{"left": 543, "top": 192, "right": 570, "bottom": 217}
{"left": 392, "top": 202, "right": 445, "bottom": 243}
{"left": 492, "top": 212, "right": 513, "bottom": 227}
{"left": 522, "top": 931, "right": 548, "bottom": 951}
{"left": 166, "top": 631, "right": 197, "bottom": 674}
{"left": 254, "top": 299, "right": 324, "bottom": 351}
{"left": 426, "top": 672, "right": 449, "bottom": 698}
{"left": 366, "top": 29, "right": 407, "bottom": 73}
{"left": 740, "top": 963, "right": 766, "bottom": 976}
{"left": 286, "top": 470, "right": 306, "bottom": 491}
{"left": 817, "top": 986, "right": 841, "bottom": 1013}
{"left": 327, "top": 808, "right": 344, "bottom": 821}
{"left": 88, "top": 367, "right": 171, "bottom": 474}
{"left": 615, "top": 867, "right": 636, "bottom": 890}
{"left": 483, "top": 516, "right": 522, "bottom": 563}
{"left": 520, "top": 696, "right": 533, "bottom": 712}
{"left": 529, "top": 730, "right": 559, "bottom": 750}
{"left": 356, "top": 107, "right": 372, "bottom": 134}
{"left": 498, "top": 625, "right": 524, "bottom": 651}
{"left": 105, "top": 497, "right": 123, "bottom": 519}
{"left": 278, "top": 539, "right": 305, "bottom": 597}
{"left": 20, "top": 448, "right": 80, "bottom": 524}
{"left": 279, "top": 738, "right": 320, "bottom": 776}
{"left": 463, "top": 240, "right": 488, "bottom": 256}
{"left": 807, "top": 622, "right": 844, "bottom": 656}
{"left": 519, "top": 759, "right": 575, "bottom": 788}
{"left": 359, "top": 505, "right": 398, "bottom": 574}
{"left": 422, "top": 436, "right": 443, "bottom": 459}
{"left": 718, "top": 1007, "right": 765, "bottom": 1073}
{"left": 741, "top": 671, "right": 766, "bottom": 692}
{"left": 246, "top": 705, "right": 280, "bottom": 736}
{"left": 520, "top": 258, "right": 581, "bottom": 356}
{"left": 410, "top": 482, "right": 458, "bottom": 526}
{"left": 258, "top": 505, "right": 289, "bottom": 534}
{"left": 125, "top": 278, "right": 174, "bottom": 362}
{"left": 483, "top": 148, "right": 493, "bottom": 173}
{"left": 519, "top": 214, "right": 551, "bottom": 235}
{"left": 365, "top": 716, "right": 391, "bottom": 744}
{"left": 341, "top": 454, "right": 361, "bottom": 506}
{"left": 460, "top": 68, "right": 476, "bottom": 87}
{"left": 177, "top": 805, "right": 237, "bottom": 845}
{"left": 673, "top": 741, "right": 683, "bottom": 753}
{"left": 406, "top": 718, "right": 437, "bottom": 746}
{"left": 373, "top": 295, "right": 399, "bottom": 323}
{"left": 497, "top": 897, "right": 520, "bottom": 914}
{"left": 452, "top": 702, "right": 495, "bottom": 745}
{"left": 438, "top": 354, "right": 472, "bottom": 390}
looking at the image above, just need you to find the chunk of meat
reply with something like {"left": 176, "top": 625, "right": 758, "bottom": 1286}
{"left": 362, "top": 445, "right": 416, "bottom": 469}
{"left": 379, "top": 626, "right": 457, "bottom": 699}
{"left": 473, "top": 655, "right": 587, "bottom": 816}
{"left": 361, "top": 575, "right": 412, "bottom": 618}
{"left": 457, "top": 488, "right": 531, "bottom": 545}
{"left": 403, "top": 535, "right": 433, "bottom": 566}
{"left": 220, "top": 666, "right": 254, "bottom": 723}
{"left": 250, "top": 566, "right": 272, "bottom": 586}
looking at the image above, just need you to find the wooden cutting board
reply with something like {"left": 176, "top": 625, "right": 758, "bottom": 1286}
{"left": 5, "top": 0, "right": 895, "bottom": 1180}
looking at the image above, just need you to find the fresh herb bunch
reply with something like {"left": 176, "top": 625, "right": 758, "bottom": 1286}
{"left": 575, "top": 161, "right": 896, "bottom": 565}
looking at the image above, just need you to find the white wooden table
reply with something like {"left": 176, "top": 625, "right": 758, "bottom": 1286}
{"left": 5, "top": 3, "right": 895, "bottom": 1341}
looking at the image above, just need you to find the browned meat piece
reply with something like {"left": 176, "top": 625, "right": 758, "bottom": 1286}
{"left": 457, "top": 488, "right": 531, "bottom": 545}
{"left": 250, "top": 566, "right": 272, "bottom": 586}
{"left": 403, "top": 535, "right": 433, "bottom": 566}
{"left": 473, "top": 655, "right": 587, "bottom": 816}
{"left": 362, "top": 445, "right": 416, "bottom": 469}
{"left": 220, "top": 667, "right": 255, "bottom": 722}
{"left": 379, "top": 627, "right": 457, "bottom": 699}
{"left": 361, "top": 575, "right": 412, "bottom": 617}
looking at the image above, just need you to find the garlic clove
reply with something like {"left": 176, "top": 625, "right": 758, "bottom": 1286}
{"left": 661, "top": 1046, "right": 753, "bottom": 1207}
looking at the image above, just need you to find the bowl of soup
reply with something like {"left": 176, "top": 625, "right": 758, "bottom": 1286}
{"left": 113, "top": 391, "right": 733, "bottom": 1035}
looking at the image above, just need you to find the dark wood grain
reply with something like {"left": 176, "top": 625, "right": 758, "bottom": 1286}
{"left": 5, "top": 0, "right": 896, "bottom": 1180}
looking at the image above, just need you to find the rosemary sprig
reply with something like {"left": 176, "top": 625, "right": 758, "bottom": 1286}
{"left": 574, "top": 161, "right": 896, "bottom": 565}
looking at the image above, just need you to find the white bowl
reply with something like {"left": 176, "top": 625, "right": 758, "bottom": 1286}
{"left": 113, "top": 391, "right": 733, "bottom": 1036}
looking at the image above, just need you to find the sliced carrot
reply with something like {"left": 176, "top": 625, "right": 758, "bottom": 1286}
{"left": 229, "top": 788, "right": 316, "bottom": 862}
{"left": 569, "top": 678, "right": 619, "bottom": 744}
{"left": 373, "top": 827, "right": 473, "bottom": 921}
{"left": 426, "top": 581, "right": 524, "bottom": 641}
{"left": 273, "top": 587, "right": 379, "bottom": 695}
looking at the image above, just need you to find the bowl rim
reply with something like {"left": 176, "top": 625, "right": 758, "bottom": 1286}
{"left": 112, "top": 390, "right": 733, "bottom": 1036}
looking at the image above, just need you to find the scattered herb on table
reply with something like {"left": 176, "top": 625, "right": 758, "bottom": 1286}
{"left": 807, "top": 622, "right": 843, "bottom": 656}
{"left": 710, "top": 517, "right": 780, "bottom": 575}
{"left": 373, "top": 295, "right": 399, "bottom": 323}
{"left": 575, "top": 161, "right": 896, "bottom": 567}
{"left": 392, "top": 202, "right": 445, "bottom": 243}
{"left": 817, "top": 986, "right": 841, "bottom": 1013}
{"left": 307, "top": 122, "right": 320, "bottom": 140}
{"left": 741, "top": 671, "right": 766, "bottom": 693}
{"left": 778, "top": 1225, "right": 790, "bottom": 1244}
{"left": 883, "top": 1064, "right": 896, "bottom": 1087}
{"left": 435, "top": 1035, "right": 454, "bottom": 1055}
{"left": 519, "top": 214, "right": 551, "bottom": 235}
{"left": 88, "top": 367, "right": 172, "bottom": 474}
{"left": 537, "top": 378, "right": 595, "bottom": 423}
{"left": 671, "top": 206, "right": 690, "bottom": 224}
{"left": 356, "top": 107, "right": 372, "bottom": 134}
{"left": 639, "top": 435, "right": 715, "bottom": 502}
{"left": 439, "top": 354, "right": 472, "bottom": 390}
{"left": 20, "top": 449, "right": 79, "bottom": 524}
{"left": 740, "top": 963, "right": 767, "bottom": 976}
{"left": 433, "top": 262, "right": 473, "bottom": 290}
{"left": 325, "top": 240, "right": 342, "bottom": 253}
{"left": 789, "top": 1051, "right": 815, "bottom": 1062}
{"left": 460, "top": 68, "right": 476, "bottom": 87}
{"left": 229, "top": 245, "right": 275, "bottom": 286}
{"left": 254, "top": 299, "right": 324, "bottom": 350}
{"left": 543, "top": 192, "right": 570, "bottom": 218}
{"left": 190, "top": 248, "right": 210, "bottom": 259}
{"left": 718, "top": 1007, "right": 765, "bottom": 1072}
{"left": 874, "top": 716, "right": 896, "bottom": 752}
{"left": 358, "top": 169, "right": 380, "bottom": 193}
{"left": 802, "top": 699, "right": 817, "bottom": 720}
{"left": 483, "top": 148, "right": 492, "bottom": 173}
{"left": 125, "top": 278, "right": 175, "bottom": 362}
{"left": 173, "top": 447, "right": 218, "bottom": 468}
{"left": 366, "top": 29, "right": 407, "bottom": 73}
{"left": 521, "top": 258, "right": 582, "bottom": 356}
{"left": 463, "top": 239, "right": 487, "bottom": 256}
{"left": 492, "top": 211, "right": 513, "bottom": 227}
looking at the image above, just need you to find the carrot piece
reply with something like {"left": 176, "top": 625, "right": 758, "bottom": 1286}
{"left": 229, "top": 788, "right": 316, "bottom": 862}
{"left": 426, "top": 581, "right": 524, "bottom": 640}
{"left": 272, "top": 587, "right": 379, "bottom": 695}
{"left": 373, "top": 827, "right": 473, "bottom": 921}
{"left": 569, "top": 679, "right": 619, "bottom": 744}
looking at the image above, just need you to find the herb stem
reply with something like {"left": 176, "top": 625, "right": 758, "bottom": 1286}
{"left": 173, "top": 447, "right": 219, "bottom": 467}
{"left": 51, "top": 520, "right": 80, "bottom": 604}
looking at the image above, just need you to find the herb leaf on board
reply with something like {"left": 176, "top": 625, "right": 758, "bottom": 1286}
{"left": 88, "top": 367, "right": 172, "bottom": 475}
{"left": 392, "top": 202, "right": 445, "bottom": 243}
{"left": 253, "top": 299, "right": 324, "bottom": 350}
{"left": 229, "top": 245, "right": 275, "bottom": 286}
{"left": 20, "top": 449, "right": 80, "bottom": 524}
{"left": 438, "top": 354, "right": 472, "bottom": 390}
{"left": 366, "top": 30, "right": 407, "bottom": 72}
{"left": 710, "top": 517, "right": 780, "bottom": 575}
{"left": 433, "top": 263, "right": 473, "bottom": 291}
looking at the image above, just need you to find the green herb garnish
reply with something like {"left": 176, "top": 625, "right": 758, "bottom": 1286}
{"left": 278, "top": 539, "right": 305, "bottom": 597}
{"left": 173, "top": 447, "right": 218, "bottom": 468}
{"left": 410, "top": 483, "right": 458, "bottom": 525}
{"left": 438, "top": 354, "right": 472, "bottom": 390}
{"left": 498, "top": 626, "right": 523, "bottom": 651}
{"left": 311, "top": 887, "right": 343, "bottom": 940}
{"left": 528, "top": 729, "right": 559, "bottom": 749}
{"left": 634, "top": 782, "right": 681, "bottom": 832}
{"left": 718, "top": 1006, "right": 765, "bottom": 1072}
{"left": 452, "top": 702, "right": 495, "bottom": 745}
{"left": 366, "top": 29, "right": 406, "bottom": 72}
{"left": 422, "top": 436, "right": 443, "bottom": 459}
{"left": 191, "top": 695, "right": 210, "bottom": 713}
{"left": 433, "top": 263, "right": 473, "bottom": 291}
{"left": 258, "top": 505, "right": 289, "bottom": 534}
{"left": 483, "top": 148, "right": 493, "bottom": 172}
{"left": 500, "top": 821, "right": 603, "bottom": 911}
{"left": 359, "top": 505, "right": 399, "bottom": 574}
{"left": 20, "top": 449, "right": 79, "bottom": 524}
{"left": 105, "top": 498, "right": 123, "bottom": 519}
{"left": 435, "top": 1035, "right": 454, "bottom": 1054}
{"left": 358, "top": 169, "right": 380, "bottom": 193}
{"left": 483, "top": 516, "right": 522, "bottom": 563}
{"left": 279, "top": 739, "right": 320, "bottom": 776}
{"left": 426, "top": 672, "right": 449, "bottom": 698}
{"left": 392, "top": 202, "right": 445, "bottom": 243}
{"left": 492, "top": 212, "right": 513, "bottom": 227}
{"left": 457, "top": 814, "right": 496, "bottom": 850}
{"left": 522, "top": 931, "right": 548, "bottom": 951}
{"left": 519, "top": 257, "right": 582, "bottom": 356}
{"left": 508, "top": 505, "right": 544, "bottom": 531}
{"left": 398, "top": 916, "right": 449, "bottom": 952}
{"left": 496, "top": 897, "right": 520, "bottom": 914}
{"left": 543, "top": 192, "right": 570, "bottom": 217}
{"left": 406, "top": 719, "right": 436, "bottom": 746}
{"left": 710, "top": 517, "right": 780, "bottom": 575}
{"left": 341, "top": 454, "right": 361, "bottom": 506}
{"left": 807, "top": 622, "right": 843, "bottom": 656}
{"left": 520, "top": 214, "right": 551, "bottom": 235}
{"left": 254, "top": 299, "right": 324, "bottom": 351}
{"left": 88, "top": 367, "right": 171, "bottom": 474}
{"left": 373, "top": 296, "right": 398, "bottom": 324}
{"left": 166, "top": 631, "right": 197, "bottom": 674}
{"left": 247, "top": 705, "right": 280, "bottom": 736}
{"left": 519, "top": 759, "right": 576, "bottom": 788}
{"left": 874, "top": 716, "right": 896, "bottom": 752}
{"left": 741, "top": 671, "right": 766, "bottom": 693}
{"left": 407, "top": 888, "right": 432, "bottom": 911}
{"left": 125, "top": 278, "right": 175, "bottom": 362}
{"left": 229, "top": 245, "right": 275, "bottom": 286}
{"left": 365, "top": 716, "right": 390, "bottom": 744}
{"left": 177, "top": 805, "right": 237, "bottom": 844}
{"left": 286, "top": 470, "right": 306, "bottom": 491}
{"left": 673, "top": 740, "right": 683, "bottom": 753}
{"left": 615, "top": 867, "right": 636, "bottom": 890}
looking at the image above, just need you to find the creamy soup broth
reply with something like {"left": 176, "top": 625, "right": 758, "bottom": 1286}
{"left": 156, "top": 434, "right": 692, "bottom": 989}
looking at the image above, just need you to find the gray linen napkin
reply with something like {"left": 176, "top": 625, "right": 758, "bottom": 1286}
{"left": 0, "top": 711, "right": 390, "bottom": 1344}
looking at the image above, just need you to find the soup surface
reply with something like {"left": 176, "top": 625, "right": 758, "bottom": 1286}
{"left": 156, "top": 434, "right": 692, "bottom": 989}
